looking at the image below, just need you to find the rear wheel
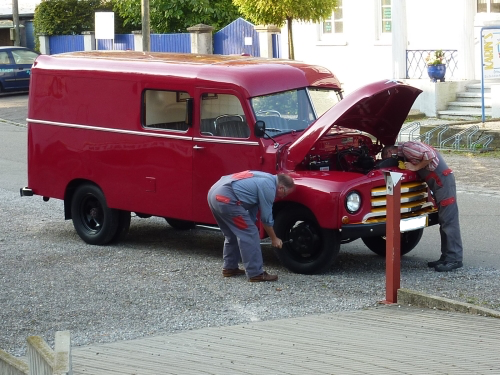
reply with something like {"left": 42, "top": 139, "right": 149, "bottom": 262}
{"left": 361, "top": 228, "right": 424, "bottom": 256}
{"left": 274, "top": 207, "right": 340, "bottom": 274}
{"left": 71, "top": 183, "right": 119, "bottom": 245}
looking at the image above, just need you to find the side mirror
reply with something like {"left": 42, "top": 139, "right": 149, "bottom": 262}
{"left": 185, "top": 98, "right": 193, "bottom": 126}
{"left": 254, "top": 120, "right": 265, "bottom": 137}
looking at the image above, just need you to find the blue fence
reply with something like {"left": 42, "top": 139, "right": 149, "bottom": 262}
{"left": 46, "top": 18, "right": 280, "bottom": 57}
{"left": 49, "top": 35, "right": 85, "bottom": 54}
{"left": 214, "top": 18, "right": 260, "bottom": 56}
{"left": 97, "top": 34, "right": 134, "bottom": 50}
{"left": 151, "top": 33, "right": 190, "bottom": 53}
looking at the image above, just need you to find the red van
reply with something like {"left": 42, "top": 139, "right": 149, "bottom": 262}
{"left": 21, "top": 51, "right": 438, "bottom": 274}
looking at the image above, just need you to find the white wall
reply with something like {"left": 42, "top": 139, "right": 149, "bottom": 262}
{"left": 281, "top": 0, "right": 482, "bottom": 96}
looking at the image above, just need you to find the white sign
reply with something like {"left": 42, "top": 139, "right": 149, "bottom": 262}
{"left": 95, "top": 12, "right": 115, "bottom": 40}
{"left": 244, "top": 37, "right": 252, "bottom": 46}
{"left": 482, "top": 30, "right": 500, "bottom": 79}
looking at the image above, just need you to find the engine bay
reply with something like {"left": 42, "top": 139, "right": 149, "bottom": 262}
{"left": 297, "top": 131, "right": 384, "bottom": 174}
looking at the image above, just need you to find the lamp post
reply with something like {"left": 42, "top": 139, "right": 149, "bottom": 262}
{"left": 141, "top": 0, "right": 150, "bottom": 51}
{"left": 12, "top": 0, "right": 21, "bottom": 46}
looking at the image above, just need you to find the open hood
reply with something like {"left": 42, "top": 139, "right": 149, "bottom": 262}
{"left": 284, "top": 80, "right": 422, "bottom": 170}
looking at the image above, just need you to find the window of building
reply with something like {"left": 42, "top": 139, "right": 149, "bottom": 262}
{"left": 381, "top": 0, "right": 392, "bottom": 33}
{"left": 477, "top": 0, "right": 500, "bottom": 12}
{"left": 375, "top": 0, "right": 391, "bottom": 44}
{"left": 143, "top": 90, "right": 190, "bottom": 131}
{"left": 319, "top": 0, "right": 345, "bottom": 44}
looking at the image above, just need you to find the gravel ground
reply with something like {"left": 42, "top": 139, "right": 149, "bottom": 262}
{"left": 2, "top": 160, "right": 500, "bottom": 357}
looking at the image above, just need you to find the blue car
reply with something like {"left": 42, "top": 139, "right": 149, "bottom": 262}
{"left": 0, "top": 46, "right": 40, "bottom": 93}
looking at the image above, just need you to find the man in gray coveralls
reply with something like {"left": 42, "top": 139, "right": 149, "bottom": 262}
{"left": 382, "top": 142, "right": 463, "bottom": 272}
{"left": 207, "top": 170, "right": 295, "bottom": 282}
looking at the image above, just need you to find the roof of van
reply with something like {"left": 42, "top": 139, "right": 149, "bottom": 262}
{"left": 32, "top": 51, "right": 342, "bottom": 97}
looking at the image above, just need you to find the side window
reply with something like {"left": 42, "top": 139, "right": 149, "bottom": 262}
{"left": 200, "top": 93, "right": 250, "bottom": 138}
{"left": 0, "top": 52, "right": 10, "bottom": 65}
{"left": 143, "top": 90, "right": 191, "bottom": 131}
{"left": 478, "top": 0, "right": 500, "bottom": 12}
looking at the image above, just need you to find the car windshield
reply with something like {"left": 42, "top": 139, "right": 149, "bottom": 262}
{"left": 251, "top": 88, "right": 342, "bottom": 136}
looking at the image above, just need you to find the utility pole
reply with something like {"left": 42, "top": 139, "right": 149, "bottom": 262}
{"left": 141, "top": 0, "right": 150, "bottom": 51}
{"left": 12, "top": 0, "right": 21, "bottom": 46}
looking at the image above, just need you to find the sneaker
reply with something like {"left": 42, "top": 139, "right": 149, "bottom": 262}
{"left": 434, "top": 261, "right": 463, "bottom": 272}
{"left": 249, "top": 271, "right": 278, "bottom": 282}
{"left": 427, "top": 257, "right": 446, "bottom": 268}
{"left": 222, "top": 268, "right": 246, "bottom": 277}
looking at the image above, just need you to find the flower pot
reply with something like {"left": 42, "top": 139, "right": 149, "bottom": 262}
{"left": 427, "top": 64, "right": 446, "bottom": 82}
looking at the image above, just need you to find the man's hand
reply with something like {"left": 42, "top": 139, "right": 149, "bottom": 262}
{"left": 404, "top": 162, "right": 417, "bottom": 171}
{"left": 271, "top": 237, "right": 283, "bottom": 249}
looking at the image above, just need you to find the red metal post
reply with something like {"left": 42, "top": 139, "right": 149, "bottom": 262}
{"left": 382, "top": 172, "right": 402, "bottom": 304}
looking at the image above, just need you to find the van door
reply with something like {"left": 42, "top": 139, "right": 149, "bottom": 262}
{"left": 191, "top": 89, "right": 262, "bottom": 224}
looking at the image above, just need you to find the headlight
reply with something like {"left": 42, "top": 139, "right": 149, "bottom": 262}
{"left": 345, "top": 191, "right": 361, "bottom": 213}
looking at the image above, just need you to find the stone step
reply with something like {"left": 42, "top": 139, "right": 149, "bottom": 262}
{"left": 456, "top": 92, "right": 491, "bottom": 99}
{"left": 438, "top": 109, "right": 491, "bottom": 121}
{"left": 447, "top": 101, "right": 491, "bottom": 110}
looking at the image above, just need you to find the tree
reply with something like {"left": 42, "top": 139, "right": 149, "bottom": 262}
{"left": 232, "top": 0, "right": 338, "bottom": 60}
{"left": 112, "top": 0, "right": 242, "bottom": 33}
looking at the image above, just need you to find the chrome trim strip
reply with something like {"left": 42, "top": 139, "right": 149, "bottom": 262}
{"left": 362, "top": 202, "right": 435, "bottom": 222}
{"left": 27, "top": 118, "right": 192, "bottom": 141}
{"left": 371, "top": 183, "right": 427, "bottom": 197}
{"left": 27, "top": 119, "right": 262, "bottom": 146}
{"left": 371, "top": 192, "right": 428, "bottom": 207}
{"left": 193, "top": 137, "right": 259, "bottom": 146}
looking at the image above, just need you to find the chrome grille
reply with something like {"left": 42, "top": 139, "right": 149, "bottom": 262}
{"left": 363, "top": 181, "right": 437, "bottom": 223}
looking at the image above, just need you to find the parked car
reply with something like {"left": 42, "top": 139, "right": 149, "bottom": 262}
{"left": 0, "top": 46, "right": 39, "bottom": 93}
{"left": 21, "top": 51, "right": 439, "bottom": 274}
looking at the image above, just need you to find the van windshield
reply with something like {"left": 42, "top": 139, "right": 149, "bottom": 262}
{"left": 251, "top": 87, "right": 341, "bottom": 136}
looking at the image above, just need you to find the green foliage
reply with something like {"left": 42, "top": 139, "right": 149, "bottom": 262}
{"left": 232, "top": 0, "right": 338, "bottom": 59}
{"left": 232, "top": 0, "right": 337, "bottom": 27}
{"left": 112, "top": 0, "right": 243, "bottom": 33}
{"left": 34, "top": 0, "right": 107, "bottom": 36}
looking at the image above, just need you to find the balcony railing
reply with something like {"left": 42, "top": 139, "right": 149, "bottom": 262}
{"left": 406, "top": 49, "right": 458, "bottom": 80}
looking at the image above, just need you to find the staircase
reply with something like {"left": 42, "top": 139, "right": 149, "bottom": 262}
{"left": 438, "top": 81, "right": 492, "bottom": 120}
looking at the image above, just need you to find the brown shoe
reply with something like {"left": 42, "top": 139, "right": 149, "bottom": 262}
{"left": 222, "top": 268, "right": 246, "bottom": 277}
{"left": 249, "top": 271, "right": 278, "bottom": 282}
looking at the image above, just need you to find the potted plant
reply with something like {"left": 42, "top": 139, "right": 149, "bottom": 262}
{"left": 425, "top": 50, "right": 446, "bottom": 82}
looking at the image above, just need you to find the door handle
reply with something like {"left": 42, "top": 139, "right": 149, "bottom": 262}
{"left": 193, "top": 145, "right": 204, "bottom": 149}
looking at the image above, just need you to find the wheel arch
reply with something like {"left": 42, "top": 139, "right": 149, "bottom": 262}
{"left": 64, "top": 179, "right": 101, "bottom": 220}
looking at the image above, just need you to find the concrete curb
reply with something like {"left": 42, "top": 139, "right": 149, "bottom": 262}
{"left": 397, "top": 288, "right": 500, "bottom": 318}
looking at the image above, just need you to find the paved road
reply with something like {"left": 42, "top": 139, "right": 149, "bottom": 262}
{"left": 2, "top": 93, "right": 500, "bottom": 270}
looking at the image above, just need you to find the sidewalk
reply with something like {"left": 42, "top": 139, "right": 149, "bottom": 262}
{"left": 70, "top": 297, "right": 500, "bottom": 374}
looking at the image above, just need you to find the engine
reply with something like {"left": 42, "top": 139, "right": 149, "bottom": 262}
{"left": 299, "top": 133, "right": 383, "bottom": 174}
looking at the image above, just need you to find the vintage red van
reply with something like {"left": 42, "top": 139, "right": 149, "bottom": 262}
{"left": 21, "top": 51, "right": 438, "bottom": 274}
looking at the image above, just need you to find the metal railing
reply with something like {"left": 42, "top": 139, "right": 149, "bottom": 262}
{"left": 406, "top": 50, "right": 458, "bottom": 80}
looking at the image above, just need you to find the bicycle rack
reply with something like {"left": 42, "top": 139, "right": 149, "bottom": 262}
{"left": 398, "top": 121, "right": 421, "bottom": 142}
{"left": 416, "top": 123, "right": 449, "bottom": 145}
{"left": 439, "top": 125, "right": 479, "bottom": 150}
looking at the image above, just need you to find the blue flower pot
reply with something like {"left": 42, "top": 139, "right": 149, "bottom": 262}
{"left": 427, "top": 64, "right": 446, "bottom": 82}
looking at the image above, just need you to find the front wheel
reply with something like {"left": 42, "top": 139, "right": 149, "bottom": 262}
{"left": 361, "top": 228, "right": 424, "bottom": 257}
{"left": 274, "top": 207, "right": 340, "bottom": 274}
{"left": 71, "top": 183, "right": 119, "bottom": 245}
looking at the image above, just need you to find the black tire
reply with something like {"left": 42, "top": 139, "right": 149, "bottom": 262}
{"left": 274, "top": 207, "right": 340, "bottom": 274}
{"left": 165, "top": 218, "right": 195, "bottom": 230}
{"left": 361, "top": 228, "right": 424, "bottom": 257}
{"left": 110, "top": 210, "right": 131, "bottom": 243}
{"left": 71, "top": 183, "right": 119, "bottom": 245}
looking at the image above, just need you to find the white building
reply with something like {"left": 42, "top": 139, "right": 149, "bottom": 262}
{"left": 280, "top": 0, "right": 500, "bottom": 117}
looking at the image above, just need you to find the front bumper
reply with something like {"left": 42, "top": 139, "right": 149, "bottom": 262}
{"left": 339, "top": 211, "right": 439, "bottom": 240}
